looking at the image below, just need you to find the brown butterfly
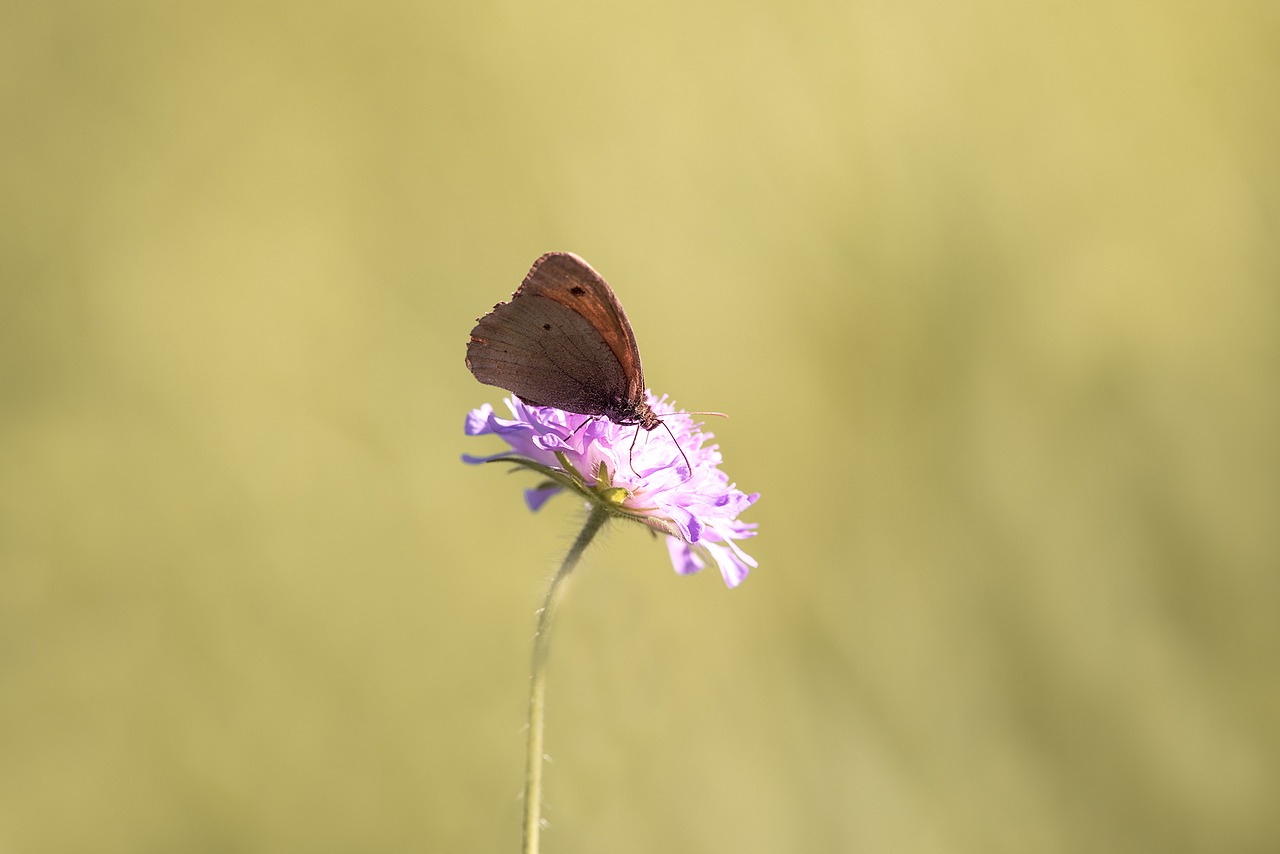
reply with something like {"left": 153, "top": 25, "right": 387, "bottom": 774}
{"left": 466, "top": 252, "right": 689, "bottom": 469}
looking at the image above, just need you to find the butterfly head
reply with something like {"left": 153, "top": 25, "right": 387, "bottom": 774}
{"left": 635, "top": 402, "right": 662, "bottom": 432}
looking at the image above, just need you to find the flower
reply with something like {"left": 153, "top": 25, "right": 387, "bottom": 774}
{"left": 464, "top": 393, "right": 760, "bottom": 587}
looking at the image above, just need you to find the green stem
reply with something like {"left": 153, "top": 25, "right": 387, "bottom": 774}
{"left": 523, "top": 504, "right": 610, "bottom": 854}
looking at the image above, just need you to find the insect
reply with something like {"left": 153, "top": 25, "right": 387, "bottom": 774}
{"left": 465, "top": 252, "right": 690, "bottom": 472}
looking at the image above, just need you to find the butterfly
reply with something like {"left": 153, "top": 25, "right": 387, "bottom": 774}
{"left": 466, "top": 252, "right": 690, "bottom": 470}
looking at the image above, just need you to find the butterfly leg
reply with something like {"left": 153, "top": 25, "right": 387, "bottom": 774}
{"left": 658, "top": 419, "right": 692, "bottom": 478}
{"left": 566, "top": 415, "right": 599, "bottom": 439}
{"left": 627, "top": 421, "right": 692, "bottom": 479}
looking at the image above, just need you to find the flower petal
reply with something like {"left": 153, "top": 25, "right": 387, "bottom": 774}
{"left": 666, "top": 537, "right": 705, "bottom": 575}
{"left": 703, "top": 541, "right": 751, "bottom": 588}
{"left": 464, "top": 404, "right": 495, "bottom": 436}
{"left": 524, "top": 485, "right": 562, "bottom": 512}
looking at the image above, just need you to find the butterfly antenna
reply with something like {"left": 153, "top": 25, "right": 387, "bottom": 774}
{"left": 628, "top": 425, "right": 641, "bottom": 476}
{"left": 683, "top": 411, "right": 728, "bottom": 419}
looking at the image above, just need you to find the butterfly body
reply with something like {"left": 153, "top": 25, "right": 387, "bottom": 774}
{"left": 466, "top": 252, "right": 661, "bottom": 430}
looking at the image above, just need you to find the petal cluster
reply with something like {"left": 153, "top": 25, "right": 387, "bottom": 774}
{"left": 464, "top": 394, "right": 760, "bottom": 587}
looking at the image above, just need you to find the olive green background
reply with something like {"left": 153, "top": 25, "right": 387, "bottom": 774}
{"left": 2, "top": 2, "right": 1276, "bottom": 852}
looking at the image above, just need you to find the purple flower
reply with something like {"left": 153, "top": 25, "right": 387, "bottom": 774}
{"left": 464, "top": 393, "right": 760, "bottom": 587}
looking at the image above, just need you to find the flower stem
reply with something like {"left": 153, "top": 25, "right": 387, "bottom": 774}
{"left": 523, "top": 504, "right": 610, "bottom": 854}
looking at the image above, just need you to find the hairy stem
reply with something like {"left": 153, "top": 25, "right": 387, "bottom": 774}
{"left": 523, "top": 504, "right": 609, "bottom": 854}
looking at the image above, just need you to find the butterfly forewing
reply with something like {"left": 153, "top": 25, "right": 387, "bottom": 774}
{"left": 466, "top": 254, "right": 638, "bottom": 416}
{"left": 515, "top": 253, "right": 647, "bottom": 403}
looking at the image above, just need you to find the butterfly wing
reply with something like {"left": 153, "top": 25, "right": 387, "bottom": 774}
{"left": 466, "top": 253, "right": 646, "bottom": 417}
{"left": 517, "top": 253, "right": 647, "bottom": 405}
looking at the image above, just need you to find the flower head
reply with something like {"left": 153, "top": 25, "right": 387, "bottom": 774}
{"left": 464, "top": 393, "right": 760, "bottom": 587}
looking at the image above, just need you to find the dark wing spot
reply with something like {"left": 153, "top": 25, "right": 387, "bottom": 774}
{"left": 570, "top": 286, "right": 586, "bottom": 296}
{"left": 542, "top": 323, "right": 552, "bottom": 331}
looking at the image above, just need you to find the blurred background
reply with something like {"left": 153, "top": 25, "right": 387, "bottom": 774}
{"left": 2, "top": 1, "right": 1277, "bottom": 851}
